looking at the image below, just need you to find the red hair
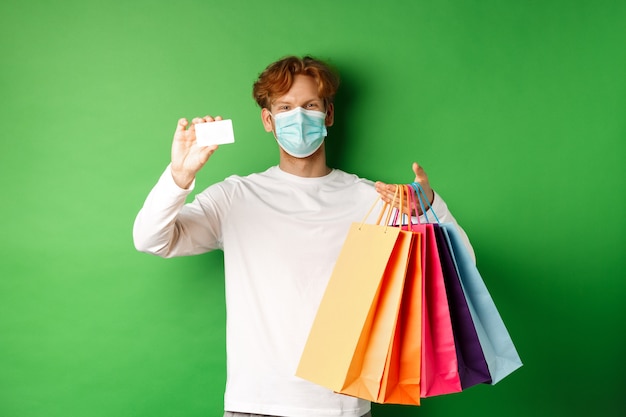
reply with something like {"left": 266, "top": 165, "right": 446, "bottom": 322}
{"left": 252, "top": 55, "right": 340, "bottom": 110}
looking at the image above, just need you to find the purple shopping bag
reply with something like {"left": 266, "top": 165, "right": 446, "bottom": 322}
{"left": 433, "top": 224, "right": 492, "bottom": 389}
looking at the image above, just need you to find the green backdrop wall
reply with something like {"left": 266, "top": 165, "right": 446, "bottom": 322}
{"left": 1, "top": 1, "right": 624, "bottom": 416}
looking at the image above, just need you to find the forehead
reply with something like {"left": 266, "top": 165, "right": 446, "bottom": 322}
{"left": 273, "top": 75, "right": 322, "bottom": 105}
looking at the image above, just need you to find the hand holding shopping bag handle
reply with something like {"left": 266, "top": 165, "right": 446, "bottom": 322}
{"left": 375, "top": 162, "right": 434, "bottom": 216}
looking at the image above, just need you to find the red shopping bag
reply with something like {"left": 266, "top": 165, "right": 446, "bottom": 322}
{"left": 399, "top": 185, "right": 462, "bottom": 398}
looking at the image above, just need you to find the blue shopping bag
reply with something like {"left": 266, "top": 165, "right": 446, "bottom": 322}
{"left": 439, "top": 224, "right": 523, "bottom": 384}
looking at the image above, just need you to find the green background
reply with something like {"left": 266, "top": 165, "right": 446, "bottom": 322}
{"left": 1, "top": 0, "right": 624, "bottom": 416}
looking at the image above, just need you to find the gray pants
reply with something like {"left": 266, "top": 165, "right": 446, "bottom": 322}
{"left": 224, "top": 412, "right": 372, "bottom": 417}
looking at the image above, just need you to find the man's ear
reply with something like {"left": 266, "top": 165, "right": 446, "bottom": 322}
{"left": 325, "top": 103, "right": 335, "bottom": 127}
{"left": 261, "top": 108, "right": 274, "bottom": 132}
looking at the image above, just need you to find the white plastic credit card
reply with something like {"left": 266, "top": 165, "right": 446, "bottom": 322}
{"left": 195, "top": 119, "right": 235, "bottom": 146}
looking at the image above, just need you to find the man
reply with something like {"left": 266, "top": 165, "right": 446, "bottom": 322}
{"left": 134, "top": 55, "right": 473, "bottom": 417}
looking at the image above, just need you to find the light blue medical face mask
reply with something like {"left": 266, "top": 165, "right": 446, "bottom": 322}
{"left": 271, "top": 107, "right": 328, "bottom": 158}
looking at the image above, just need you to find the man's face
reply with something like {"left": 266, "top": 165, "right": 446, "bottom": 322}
{"left": 262, "top": 74, "right": 334, "bottom": 133}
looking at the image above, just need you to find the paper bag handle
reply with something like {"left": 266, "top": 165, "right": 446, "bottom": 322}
{"left": 411, "top": 182, "right": 440, "bottom": 223}
{"left": 359, "top": 184, "right": 401, "bottom": 232}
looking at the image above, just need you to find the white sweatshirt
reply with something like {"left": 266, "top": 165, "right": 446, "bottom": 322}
{"left": 133, "top": 165, "right": 472, "bottom": 417}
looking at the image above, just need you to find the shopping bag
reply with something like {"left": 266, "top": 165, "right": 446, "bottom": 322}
{"left": 297, "top": 187, "right": 421, "bottom": 404}
{"left": 433, "top": 224, "right": 492, "bottom": 389}
{"left": 400, "top": 186, "right": 462, "bottom": 398}
{"left": 365, "top": 187, "right": 423, "bottom": 405}
{"left": 378, "top": 224, "right": 423, "bottom": 405}
{"left": 439, "top": 224, "right": 523, "bottom": 384}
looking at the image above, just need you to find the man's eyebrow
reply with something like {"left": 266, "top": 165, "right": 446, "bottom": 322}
{"left": 273, "top": 99, "right": 294, "bottom": 106}
{"left": 273, "top": 97, "right": 322, "bottom": 107}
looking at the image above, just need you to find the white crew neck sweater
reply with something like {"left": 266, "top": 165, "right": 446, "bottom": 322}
{"left": 134, "top": 165, "right": 471, "bottom": 417}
